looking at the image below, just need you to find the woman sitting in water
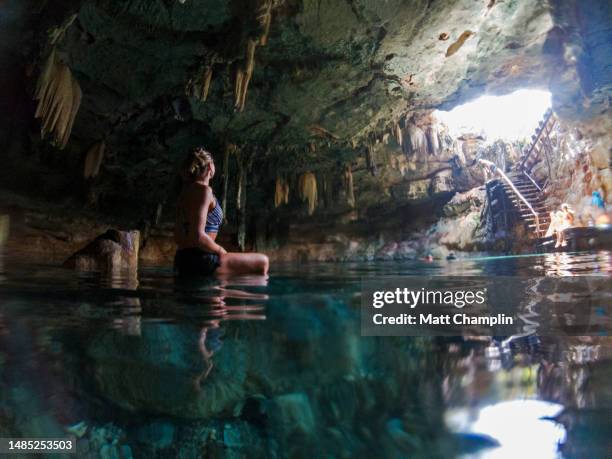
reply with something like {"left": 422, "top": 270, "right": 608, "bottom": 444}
{"left": 174, "top": 147, "right": 269, "bottom": 276}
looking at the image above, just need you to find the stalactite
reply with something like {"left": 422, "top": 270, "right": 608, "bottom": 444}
{"left": 274, "top": 177, "right": 289, "bottom": 208}
{"left": 62, "top": 79, "right": 82, "bottom": 147}
{"left": 83, "top": 141, "right": 105, "bottom": 179}
{"left": 221, "top": 144, "right": 236, "bottom": 216}
{"left": 34, "top": 48, "right": 82, "bottom": 149}
{"left": 233, "top": 0, "right": 275, "bottom": 111}
{"left": 344, "top": 165, "right": 355, "bottom": 208}
{"left": 298, "top": 172, "right": 317, "bottom": 215}
{"left": 320, "top": 173, "right": 330, "bottom": 208}
{"left": 236, "top": 154, "right": 248, "bottom": 251}
{"left": 200, "top": 66, "right": 213, "bottom": 101}
{"left": 234, "top": 69, "right": 245, "bottom": 109}
{"left": 257, "top": 0, "right": 273, "bottom": 46}
{"left": 235, "top": 38, "right": 257, "bottom": 111}
{"left": 395, "top": 123, "right": 403, "bottom": 146}
{"left": 283, "top": 178, "right": 289, "bottom": 205}
{"left": 365, "top": 146, "right": 377, "bottom": 176}
{"left": 404, "top": 123, "right": 427, "bottom": 157}
{"left": 49, "top": 14, "right": 77, "bottom": 45}
{"left": 398, "top": 156, "right": 408, "bottom": 176}
{"left": 426, "top": 125, "right": 440, "bottom": 155}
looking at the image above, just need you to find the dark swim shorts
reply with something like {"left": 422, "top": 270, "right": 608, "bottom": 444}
{"left": 174, "top": 248, "right": 220, "bottom": 276}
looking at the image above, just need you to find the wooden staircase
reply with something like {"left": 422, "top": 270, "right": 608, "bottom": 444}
{"left": 517, "top": 107, "right": 556, "bottom": 178}
{"left": 481, "top": 109, "right": 556, "bottom": 239}
{"left": 503, "top": 171, "right": 550, "bottom": 238}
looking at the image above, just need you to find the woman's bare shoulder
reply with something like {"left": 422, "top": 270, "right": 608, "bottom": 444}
{"left": 184, "top": 182, "right": 213, "bottom": 198}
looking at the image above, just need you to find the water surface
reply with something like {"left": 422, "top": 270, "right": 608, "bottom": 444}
{"left": 0, "top": 251, "right": 610, "bottom": 458}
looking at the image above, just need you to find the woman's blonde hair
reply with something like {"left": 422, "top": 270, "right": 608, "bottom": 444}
{"left": 182, "top": 146, "right": 214, "bottom": 181}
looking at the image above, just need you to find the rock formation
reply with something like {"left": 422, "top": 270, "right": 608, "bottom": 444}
{"left": 63, "top": 229, "right": 140, "bottom": 273}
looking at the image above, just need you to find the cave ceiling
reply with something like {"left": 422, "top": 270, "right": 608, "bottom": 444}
{"left": 25, "top": 0, "right": 568, "bottom": 164}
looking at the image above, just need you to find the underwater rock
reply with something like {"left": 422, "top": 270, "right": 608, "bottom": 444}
{"left": 452, "top": 432, "right": 500, "bottom": 454}
{"left": 99, "top": 443, "right": 112, "bottom": 459}
{"left": 87, "top": 322, "right": 249, "bottom": 418}
{"left": 76, "top": 438, "right": 90, "bottom": 455}
{"left": 137, "top": 422, "right": 175, "bottom": 450}
{"left": 270, "top": 392, "right": 316, "bottom": 441}
{"left": 99, "top": 443, "right": 121, "bottom": 459}
{"left": 386, "top": 418, "right": 419, "bottom": 451}
{"left": 223, "top": 423, "right": 243, "bottom": 449}
{"left": 63, "top": 229, "right": 139, "bottom": 273}
{"left": 222, "top": 421, "right": 265, "bottom": 455}
{"left": 66, "top": 420, "right": 88, "bottom": 438}
{"left": 120, "top": 445, "right": 133, "bottom": 459}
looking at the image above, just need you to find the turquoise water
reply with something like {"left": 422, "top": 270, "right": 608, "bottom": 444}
{"left": 0, "top": 252, "right": 610, "bottom": 458}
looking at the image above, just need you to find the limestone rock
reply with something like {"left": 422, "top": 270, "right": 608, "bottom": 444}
{"left": 442, "top": 188, "right": 486, "bottom": 218}
{"left": 0, "top": 215, "right": 9, "bottom": 246}
{"left": 86, "top": 323, "right": 249, "bottom": 419}
{"left": 269, "top": 392, "right": 316, "bottom": 451}
{"left": 137, "top": 422, "right": 175, "bottom": 450}
{"left": 63, "top": 229, "right": 139, "bottom": 273}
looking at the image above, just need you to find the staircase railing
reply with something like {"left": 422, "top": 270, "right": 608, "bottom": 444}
{"left": 522, "top": 170, "right": 542, "bottom": 192}
{"left": 519, "top": 108, "right": 554, "bottom": 172}
{"left": 479, "top": 159, "right": 541, "bottom": 235}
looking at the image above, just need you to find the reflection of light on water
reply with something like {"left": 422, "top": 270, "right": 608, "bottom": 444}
{"left": 448, "top": 400, "right": 566, "bottom": 459}
{"left": 544, "top": 252, "right": 575, "bottom": 277}
{"left": 542, "top": 251, "right": 612, "bottom": 276}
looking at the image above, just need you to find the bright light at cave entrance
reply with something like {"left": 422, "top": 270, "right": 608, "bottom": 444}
{"left": 433, "top": 89, "right": 552, "bottom": 142}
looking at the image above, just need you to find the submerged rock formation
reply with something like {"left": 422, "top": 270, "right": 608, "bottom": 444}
{"left": 0, "top": 0, "right": 610, "bottom": 261}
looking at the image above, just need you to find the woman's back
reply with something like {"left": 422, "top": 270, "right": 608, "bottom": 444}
{"left": 175, "top": 183, "right": 209, "bottom": 249}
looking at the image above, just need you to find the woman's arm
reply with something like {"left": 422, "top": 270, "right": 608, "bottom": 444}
{"left": 196, "top": 187, "right": 226, "bottom": 255}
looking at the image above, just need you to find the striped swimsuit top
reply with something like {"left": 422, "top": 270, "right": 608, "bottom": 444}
{"left": 205, "top": 198, "right": 223, "bottom": 233}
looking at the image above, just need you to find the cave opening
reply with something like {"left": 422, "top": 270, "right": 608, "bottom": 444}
{"left": 433, "top": 89, "right": 552, "bottom": 146}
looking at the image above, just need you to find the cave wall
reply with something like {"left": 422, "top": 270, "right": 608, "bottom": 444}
{"left": 0, "top": 0, "right": 610, "bottom": 262}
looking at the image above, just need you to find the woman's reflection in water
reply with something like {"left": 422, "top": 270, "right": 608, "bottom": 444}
{"left": 178, "top": 273, "right": 269, "bottom": 391}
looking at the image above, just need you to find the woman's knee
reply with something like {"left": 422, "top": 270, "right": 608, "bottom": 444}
{"left": 255, "top": 253, "right": 269, "bottom": 273}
